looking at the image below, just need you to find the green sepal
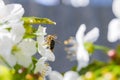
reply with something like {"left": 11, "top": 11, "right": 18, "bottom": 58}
{"left": 31, "top": 57, "right": 38, "bottom": 73}
{"left": 22, "top": 17, "right": 56, "bottom": 25}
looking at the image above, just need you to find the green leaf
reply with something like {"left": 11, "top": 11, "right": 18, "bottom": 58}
{"left": 22, "top": 17, "right": 56, "bottom": 25}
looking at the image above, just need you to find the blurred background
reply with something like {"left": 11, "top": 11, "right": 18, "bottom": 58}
{"left": 4, "top": 0, "right": 116, "bottom": 72}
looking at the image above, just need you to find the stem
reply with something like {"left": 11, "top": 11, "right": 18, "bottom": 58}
{"left": 94, "top": 44, "right": 110, "bottom": 53}
{"left": 0, "top": 55, "right": 12, "bottom": 68}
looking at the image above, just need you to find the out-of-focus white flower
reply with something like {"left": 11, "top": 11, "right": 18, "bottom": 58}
{"left": 48, "top": 71, "right": 63, "bottom": 80}
{"left": 64, "top": 24, "right": 99, "bottom": 71}
{"left": 0, "top": 0, "right": 24, "bottom": 24}
{"left": 107, "top": 19, "right": 120, "bottom": 42}
{"left": 63, "top": 71, "right": 79, "bottom": 80}
{"left": 112, "top": 0, "right": 120, "bottom": 18}
{"left": 48, "top": 70, "right": 79, "bottom": 80}
{"left": 76, "top": 24, "right": 99, "bottom": 71}
{"left": 13, "top": 39, "right": 36, "bottom": 67}
{"left": 37, "top": 26, "right": 55, "bottom": 62}
{"left": 70, "top": 0, "right": 89, "bottom": 7}
{"left": 34, "top": 57, "right": 52, "bottom": 77}
{"left": 35, "top": 0, "right": 60, "bottom": 6}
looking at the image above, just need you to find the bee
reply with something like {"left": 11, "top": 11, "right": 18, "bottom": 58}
{"left": 45, "top": 35, "right": 57, "bottom": 52}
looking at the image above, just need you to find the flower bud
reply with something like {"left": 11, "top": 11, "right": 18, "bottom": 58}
{"left": 107, "top": 49, "right": 116, "bottom": 60}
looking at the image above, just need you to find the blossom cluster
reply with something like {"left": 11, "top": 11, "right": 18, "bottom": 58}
{"left": 0, "top": 0, "right": 56, "bottom": 80}
{"left": 46, "top": 0, "right": 120, "bottom": 80}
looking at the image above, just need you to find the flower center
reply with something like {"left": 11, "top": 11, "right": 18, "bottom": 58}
{"left": 11, "top": 45, "right": 21, "bottom": 54}
{"left": 84, "top": 42, "right": 94, "bottom": 54}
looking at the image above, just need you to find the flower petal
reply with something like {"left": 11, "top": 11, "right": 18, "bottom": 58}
{"left": 36, "top": 25, "right": 47, "bottom": 36}
{"left": 0, "top": 31, "right": 16, "bottom": 67}
{"left": 107, "top": 19, "right": 120, "bottom": 42}
{"left": 34, "top": 57, "right": 52, "bottom": 76}
{"left": 48, "top": 71, "right": 63, "bottom": 80}
{"left": 75, "top": 24, "right": 86, "bottom": 44}
{"left": 63, "top": 71, "right": 79, "bottom": 80}
{"left": 38, "top": 45, "right": 55, "bottom": 61}
{"left": 84, "top": 27, "right": 99, "bottom": 42}
{"left": 76, "top": 46, "right": 89, "bottom": 71}
{"left": 14, "top": 39, "right": 36, "bottom": 67}
{"left": 0, "top": 0, "right": 5, "bottom": 6}
{"left": 15, "top": 53, "right": 32, "bottom": 67}
{"left": 6, "top": 4, "right": 24, "bottom": 21}
{"left": 18, "top": 39, "right": 36, "bottom": 56}
{"left": 112, "top": 0, "right": 120, "bottom": 18}
{"left": 10, "top": 21, "right": 25, "bottom": 43}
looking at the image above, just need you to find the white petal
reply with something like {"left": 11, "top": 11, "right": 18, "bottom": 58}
{"left": 84, "top": 27, "right": 99, "bottom": 42}
{"left": 0, "top": 33, "right": 16, "bottom": 67}
{"left": 76, "top": 46, "right": 89, "bottom": 71}
{"left": 34, "top": 57, "right": 46, "bottom": 74}
{"left": 15, "top": 53, "right": 32, "bottom": 67}
{"left": 112, "top": 0, "right": 120, "bottom": 18}
{"left": 63, "top": 71, "right": 79, "bottom": 80}
{"left": 75, "top": 24, "right": 86, "bottom": 44}
{"left": 18, "top": 39, "right": 36, "bottom": 56}
{"left": 10, "top": 21, "right": 25, "bottom": 43}
{"left": 4, "top": 54, "right": 16, "bottom": 67}
{"left": 34, "top": 57, "right": 52, "bottom": 76}
{"left": 38, "top": 45, "right": 55, "bottom": 61}
{"left": 0, "top": 0, "right": 5, "bottom": 6}
{"left": 36, "top": 25, "right": 47, "bottom": 36}
{"left": 0, "top": 35, "right": 13, "bottom": 56}
{"left": 14, "top": 39, "right": 36, "bottom": 67}
{"left": 0, "top": 3, "right": 9, "bottom": 20}
{"left": 70, "top": 0, "right": 89, "bottom": 7}
{"left": 48, "top": 71, "right": 63, "bottom": 80}
{"left": 37, "top": 35, "right": 45, "bottom": 45}
{"left": 6, "top": 4, "right": 24, "bottom": 21}
{"left": 107, "top": 19, "right": 120, "bottom": 42}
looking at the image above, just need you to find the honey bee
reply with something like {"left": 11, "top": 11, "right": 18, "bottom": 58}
{"left": 45, "top": 35, "right": 57, "bottom": 52}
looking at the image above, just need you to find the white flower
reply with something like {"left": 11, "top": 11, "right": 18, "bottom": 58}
{"left": 0, "top": 0, "right": 24, "bottom": 24}
{"left": 48, "top": 71, "right": 79, "bottom": 80}
{"left": 0, "top": 21, "right": 25, "bottom": 67}
{"left": 107, "top": 18, "right": 120, "bottom": 42}
{"left": 9, "top": 21, "right": 25, "bottom": 43}
{"left": 112, "top": 0, "right": 120, "bottom": 18}
{"left": 37, "top": 26, "right": 55, "bottom": 61}
{"left": 13, "top": 39, "right": 36, "bottom": 67}
{"left": 70, "top": 0, "right": 89, "bottom": 7}
{"left": 76, "top": 24, "right": 99, "bottom": 71}
{"left": 63, "top": 71, "right": 79, "bottom": 80}
{"left": 0, "top": 29, "right": 16, "bottom": 67}
{"left": 34, "top": 57, "right": 52, "bottom": 77}
{"left": 48, "top": 71, "right": 63, "bottom": 80}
